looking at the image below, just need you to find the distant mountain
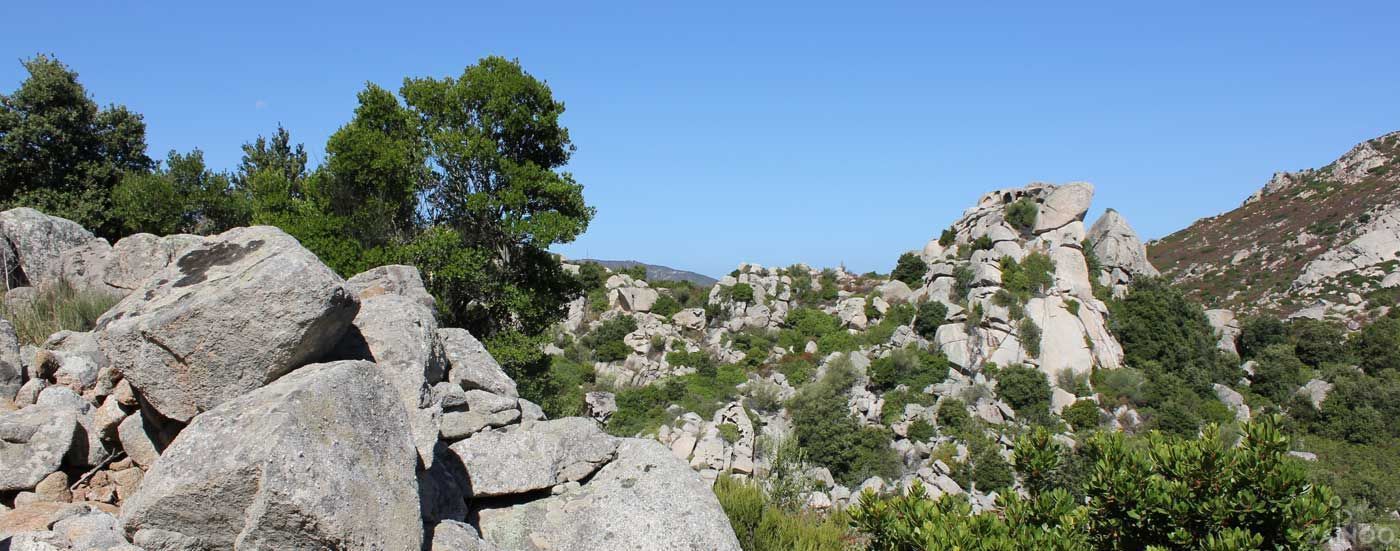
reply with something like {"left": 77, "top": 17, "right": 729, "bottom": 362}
{"left": 1149, "top": 131, "right": 1400, "bottom": 323}
{"left": 577, "top": 259, "right": 718, "bottom": 286}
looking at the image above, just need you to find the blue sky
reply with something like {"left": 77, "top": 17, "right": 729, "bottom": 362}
{"left": 3, "top": 1, "right": 1398, "bottom": 278}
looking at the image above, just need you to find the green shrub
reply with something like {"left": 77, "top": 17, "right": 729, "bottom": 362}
{"left": 1239, "top": 315, "right": 1288, "bottom": 359}
{"left": 1250, "top": 343, "right": 1306, "bottom": 403}
{"left": 729, "top": 282, "right": 756, "bottom": 303}
{"left": 1288, "top": 318, "right": 1347, "bottom": 368}
{"left": 906, "top": 418, "right": 935, "bottom": 442}
{"left": 890, "top": 252, "right": 928, "bottom": 286}
{"left": 714, "top": 476, "right": 851, "bottom": 551}
{"left": 606, "top": 363, "right": 747, "bottom": 437}
{"left": 576, "top": 261, "right": 609, "bottom": 289}
{"left": 1109, "top": 277, "right": 1238, "bottom": 395}
{"left": 718, "top": 423, "right": 742, "bottom": 443}
{"left": 816, "top": 331, "right": 858, "bottom": 354}
{"left": 789, "top": 357, "right": 900, "bottom": 485}
{"left": 869, "top": 346, "right": 949, "bottom": 393}
{"left": 535, "top": 355, "right": 596, "bottom": 418}
{"left": 586, "top": 315, "right": 638, "bottom": 362}
{"left": 651, "top": 293, "right": 682, "bottom": 317}
{"left": 971, "top": 235, "right": 994, "bottom": 252}
{"left": 880, "top": 388, "right": 935, "bottom": 425}
{"left": 1018, "top": 318, "right": 1041, "bottom": 358}
{"left": 952, "top": 265, "right": 975, "bottom": 300}
{"left": 937, "top": 398, "right": 971, "bottom": 434}
{"left": 997, "top": 364, "right": 1051, "bottom": 416}
{"left": 1061, "top": 399, "right": 1101, "bottom": 432}
{"left": 1092, "top": 367, "right": 1145, "bottom": 405}
{"left": 1000, "top": 252, "right": 1054, "bottom": 301}
{"left": 1004, "top": 197, "right": 1038, "bottom": 231}
{"left": 1351, "top": 313, "right": 1400, "bottom": 374}
{"left": 938, "top": 228, "right": 956, "bottom": 248}
{"left": 953, "top": 434, "right": 1014, "bottom": 493}
{"left": 850, "top": 416, "right": 1341, "bottom": 550}
{"left": 914, "top": 301, "right": 947, "bottom": 340}
{"left": 1, "top": 281, "right": 120, "bottom": 346}
{"left": 774, "top": 354, "right": 817, "bottom": 386}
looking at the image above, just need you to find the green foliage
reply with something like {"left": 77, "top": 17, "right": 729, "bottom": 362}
{"left": 953, "top": 434, "right": 1014, "bottom": 493}
{"left": 1249, "top": 343, "right": 1306, "bottom": 403}
{"left": 651, "top": 293, "right": 682, "bottom": 317}
{"left": 0, "top": 55, "right": 153, "bottom": 237}
{"left": 1004, "top": 198, "right": 1039, "bottom": 231}
{"left": 718, "top": 423, "right": 742, "bottom": 444}
{"left": 1293, "top": 366, "right": 1400, "bottom": 444}
{"left": 0, "top": 280, "right": 120, "bottom": 346}
{"left": 790, "top": 357, "right": 901, "bottom": 485}
{"left": 1351, "top": 313, "right": 1400, "bottom": 374}
{"left": 906, "top": 419, "right": 935, "bottom": 442}
{"left": 891, "top": 252, "right": 928, "bottom": 286}
{"left": 1017, "top": 318, "right": 1041, "bottom": 358}
{"left": 585, "top": 315, "right": 638, "bottom": 362}
{"left": 1299, "top": 436, "right": 1400, "bottom": 514}
{"left": 936, "top": 398, "right": 971, "bottom": 434}
{"left": 1062, "top": 400, "right": 1101, "bottom": 432}
{"left": 714, "top": 476, "right": 851, "bottom": 551}
{"left": 113, "top": 149, "right": 248, "bottom": 236}
{"left": 1109, "top": 277, "right": 1238, "bottom": 396}
{"left": 913, "top": 301, "right": 947, "bottom": 340}
{"left": 576, "top": 262, "right": 609, "bottom": 290}
{"left": 775, "top": 354, "right": 817, "bottom": 386}
{"left": 996, "top": 364, "right": 1051, "bottom": 417}
{"left": 952, "top": 265, "right": 975, "bottom": 300}
{"left": 851, "top": 417, "right": 1341, "bottom": 551}
{"left": 1288, "top": 318, "right": 1347, "bottom": 368}
{"left": 880, "top": 388, "right": 935, "bottom": 426}
{"left": 729, "top": 282, "right": 756, "bottom": 303}
{"left": 999, "top": 252, "right": 1054, "bottom": 302}
{"left": 1239, "top": 315, "right": 1288, "bottom": 359}
{"left": 869, "top": 346, "right": 950, "bottom": 393}
{"left": 606, "top": 363, "right": 747, "bottom": 437}
{"left": 533, "top": 355, "right": 595, "bottom": 418}
{"left": 938, "top": 228, "right": 956, "bottom": 248}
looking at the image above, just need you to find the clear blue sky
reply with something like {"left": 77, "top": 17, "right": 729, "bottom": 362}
{"left": 4, "top": 1, "right": 1398, "bottom": 278}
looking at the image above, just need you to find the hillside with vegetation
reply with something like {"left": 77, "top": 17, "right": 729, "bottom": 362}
{"left": 0, "top": 54, "right": 1393, "bottom": 550}
{"left": 1150, "top": 131, "right": 1400, "bottom": 324}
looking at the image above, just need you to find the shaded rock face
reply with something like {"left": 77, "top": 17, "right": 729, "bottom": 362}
{"left": 97, "top": 226, "right": 359, "bottom": 423}
{"left": 0, "top": 318, "right": 21, "bottom": 399}
{"left": 476, "top": 439, "right": 742, "bottom": 551}
{"left": 439, "top": 328, "right": 517, "bottom": 398}
{"left": 120, "top": 361, "right": 422, "bottom": 551}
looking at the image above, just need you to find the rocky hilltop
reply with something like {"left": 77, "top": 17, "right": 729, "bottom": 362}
{"left": 1150, "top": 131, "right": 1400, "bottom": 324}
{"left": 0, "top": 209, "right": 740, "bottom": 550}
{"left": 552, "top": 181, "right": 1169, "bottom": 511}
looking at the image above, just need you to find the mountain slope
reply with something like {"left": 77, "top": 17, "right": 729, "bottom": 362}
{"left": 576, "top": 259, "right": 717, "bottom": 286}
{"left": 1149, "top": 131, "right": 1400, "bottom": 323}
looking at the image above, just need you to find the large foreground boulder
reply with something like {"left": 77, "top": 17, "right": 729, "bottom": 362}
{"left": 97, "top": 226, "right": 359, "bottom": 422}
{"left": 120, "top": 360, "right": 421, "bottom": 551}
{"left": 0, "top": 405, "right": 79, "bottom": 492}
{"left": 475, "top": 439, "right": 742, "bottom": 551}
{"left": 449, "top": 418, "right": 618, "bottom": 497}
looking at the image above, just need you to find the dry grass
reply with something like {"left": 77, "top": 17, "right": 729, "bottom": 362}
{"left": 1, "top": 280, "right": 120, "bottom": 345}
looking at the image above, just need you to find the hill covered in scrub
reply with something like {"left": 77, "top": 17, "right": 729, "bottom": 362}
{"left": 1150, "top": 131, "right": 1400, "bottom": 324}
{"left": 573, "top": 259, "right": 717, "bottom": 286}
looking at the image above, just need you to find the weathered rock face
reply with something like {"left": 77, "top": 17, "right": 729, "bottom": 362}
{"left": 0, "top": 318, "right": 21, "bottom": 399}
{"left": 97, "top": 226, "right": 359, "bottom": 423}
{"left": 0, "top": 405, "right": 79, "bottom": 492}
{"left": 476, "top": 439, "right": 742, "bottom": 551}
{"left": 1204, "top": 309, "right": 1240, "bottom": 355}
{"left": 916, "top": 182, "right": 1125, "bottom": 379}
{"left": 121, "top": 360, "right": 421, "bottom": 551}
{"left": 0, "top": 208, "right": 95, "bottom": 287}
{"left": 439, "top": 328, "right": 517, "bottom": 398}
{"left": 448, "top": 418, "right": 619, "bottom": 497}
{"left": 1087, "top": 209, "right": 1159, "bottom": 297}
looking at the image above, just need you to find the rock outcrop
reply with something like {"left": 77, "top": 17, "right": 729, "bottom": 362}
{"left": 1087, "top": 208, "right": 1159, "bottom": 297}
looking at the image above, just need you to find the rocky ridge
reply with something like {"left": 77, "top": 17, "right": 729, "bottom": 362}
{"left": 0, "top": 209, "right": 741, "bottom": 550}
{"left": 1151, "top": 131, "right": 1400, "bottom": 325}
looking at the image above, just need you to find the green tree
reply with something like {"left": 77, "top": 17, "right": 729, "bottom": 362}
{"left": 0, "top": 54, "right": 153, "bottom": 236}
{"left": 399, "top": 57, "right": 594, "bottom": 337}
{"left": 914, "top": 301, "right": 947, "bottom": 340}
{"left": 997, "top": 364, "right": 1051, "bottom": 416}
{"left": 1351, "top": 313, "right": 1400, "bottom": 374}
{"left": 112, "top": 149, "right": 247, "bottom": 236}
{"left": 1109, "top": 277, "right": 1237, "bottom": 394}
{"left": 891, "top": 252, "right": 928, "bottom": 286}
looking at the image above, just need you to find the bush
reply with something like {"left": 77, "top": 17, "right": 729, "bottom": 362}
{"left": 1109, "top": 277, "right": 1237, "bottom": 394}
{"left": 774, "top": 354, "right": 817, "bottom": 386}
{"left": 1018, "top": 318, "right": 1041, "bottom": 358}
{"left": 953, "top": 435, "right": 1014, "bottom": 493}
{"left": 1004, "top": 198, "right": 1038, "bottom": 231}
{"left": 1239, "top": 315, "right": 1288, "bottom": 359}
{"left": 997, "top": 364, "right": 1051, "bottom": 416}
{"left": 1250, "top": 343, "right": 1306, "bottom": 403}
{"left": 718, "top": 423, "right": 742, "bottom": 443}
{"left": 999, "top": 252, "right": 1054, "bottom": 301}
{"left": 651, "top": 293, "right": 682, "bottom": 317}
{"left": 890, "top": 252, "right": 928, "bottom": 286}
{"left": 936, "top": 398, "right": 971, "bottom": 434}
{"left": 714, "top": 476, "right": 851, "bottom": 551}
{"left": 729, "top": 282, "right": 756, "bottom": 303}
{"left": 952, "top": 265, "right": 975, "bottom": 300}
{"left": 1061, "top": 400, "right": 1101, "bottom": 432}
{"left": 880, "top": 388, "right": 935, "bottom": 425}
{"left": 914, "top": 301, "right": 947, "bottom": 340}
{"left": 906, "top": 418, "right": 935, "bottom": 442}
{"left": 938, "top": 228, "right": 956, "bottom": 248}
{"left": 869, "top": 346, "right": 950, "bottom": 393}
{"left": 850, "top": 416, "right": 1341, "bottom": 550}
{"left": 1288, "top": 318, "right": 1347, "bottom": 368}
{"left": 585, "top": 315, "right": 638, "bottom": 362}
{"left": 535, "top": 355, "right": 595, "bottom": 418}
{"left": 789, "top": 358, "right": 901, "bottom": 485}
{"left": 0, "top": 280, "right": 120, "bottom": 345}
{"left": 1352, "top": 314, "right": 1400, "bottom": 374}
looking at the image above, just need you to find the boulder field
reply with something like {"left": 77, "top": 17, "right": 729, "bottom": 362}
{"left": 0, "top": 209, "right": 741, "bottom": 551}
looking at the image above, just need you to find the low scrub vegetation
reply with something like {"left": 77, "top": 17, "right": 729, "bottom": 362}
{"left": 1, "top": 281, "right": 120, "bottom": 345}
